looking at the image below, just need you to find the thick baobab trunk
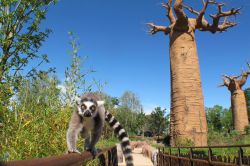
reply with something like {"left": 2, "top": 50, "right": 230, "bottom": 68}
{"left": 220, "top": 64, "right": 250, "bottom": 133}
{"left": 169, "top": 27, "right": 207, "bottom": 146}
{"left": 231, "top": 90, "right": 249, "bottom": 132}
{"left": 148, "top": 0, "right": 240, "bottom": 146}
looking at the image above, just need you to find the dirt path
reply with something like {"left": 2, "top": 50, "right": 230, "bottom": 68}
{"left": 118, "top": 148, "right": 154, "bottom": 166}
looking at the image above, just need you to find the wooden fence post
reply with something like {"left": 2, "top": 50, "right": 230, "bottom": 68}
{"left": 190, "top": 148, "right": 193, "bottom": 166}
{"left": 177, "top": 147, "right": 181, "bottom": 166}
{"left": 169, "top": 147, "right": 171, "bottom": 166}
{"left": 238, "top": 147, "right": 243, "bottom": 166}
{"left": 157, "top": 148, "right": 160, "bottom": 166}
{"left": 208, "top": 147, "right": 212, "bottom": 165}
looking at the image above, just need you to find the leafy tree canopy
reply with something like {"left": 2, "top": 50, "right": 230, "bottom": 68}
{"left": 0, "top": 0, "right": 57, "bottom": 90}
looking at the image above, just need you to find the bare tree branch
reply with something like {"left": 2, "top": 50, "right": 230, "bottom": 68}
{"left": 147, "top": 23, "right": 171, "bottom": 35}
{"left": 183, "top": 4, "right": 199, "bottom": 16}
{"left": 238, "top": 62, "right": 250, "bottom": 87}
{"left": 219, "top": 76, "right": 229, "bottom": 87}
{"left": 173, "top": 0, "right": 188, "bottom": 21}
{"left": 195, "top": 1, "right": 240, "bottom": 33}
{"left": 223, "top": 74, "right": 240, "bottom": 80}
{"left": 223, "top": 74, "right": 232, "bottom": 80}
{"left": 162, "top": 0, "right": 176, "bottom": 24}
{"left": 197, "top": 0, "right": 217, "bottom": 25}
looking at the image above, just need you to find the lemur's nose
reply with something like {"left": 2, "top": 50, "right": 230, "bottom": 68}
{"left": 84, "top": 110, "right": 91, "bottom": 117}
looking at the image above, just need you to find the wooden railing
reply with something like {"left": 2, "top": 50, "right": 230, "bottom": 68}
{"left": 2, "top": 146, "right": 118, "bottom": 166}
{"left": 158, "top": 144, "right": 250, "bottom": 166}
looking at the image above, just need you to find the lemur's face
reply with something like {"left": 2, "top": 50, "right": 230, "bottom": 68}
{"left": 80, "top": 101, "right": 97, "bottom": 117}
{"left": 76, "top": 97, "right": 104, "bottom": 118}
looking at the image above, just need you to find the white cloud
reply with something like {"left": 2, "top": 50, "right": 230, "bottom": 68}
{"left": 57, "top": 85, "right": 67, "bottom": 94}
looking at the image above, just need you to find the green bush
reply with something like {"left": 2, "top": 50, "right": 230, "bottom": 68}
{"left": 245, "top": 125, "right": 250, "bottom": 134}
{"left": 174, "top": 138, "right": 194, "bottom": 147}
{"left": 0, "top": 107, "right": 71, "bottom": 160}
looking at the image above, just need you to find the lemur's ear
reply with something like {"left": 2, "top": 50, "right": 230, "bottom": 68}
{"left": 97, "top": 100, "right": 105, "bottom": 106}
{"left": 75, "top": 96, "right": 81, "bottom": 105}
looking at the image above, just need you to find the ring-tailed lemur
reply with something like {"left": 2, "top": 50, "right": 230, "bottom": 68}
{"left": 66, "top": 93, "right": 134, "bottom": 166}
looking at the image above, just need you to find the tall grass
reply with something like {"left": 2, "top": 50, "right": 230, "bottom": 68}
{"left": 0, "top": 74, "right": 117, "bottom": 163}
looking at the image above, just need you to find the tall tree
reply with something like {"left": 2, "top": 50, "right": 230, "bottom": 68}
{"left": 135, "top": 109, "right": 146, "bottom": 136}
{"left": 147, "top": 0, "right": 239, "bottom": 146}
{"left": 206, "top": 105, "right": 223, "bottom": 131}
{"left": 220, "top": 63, "right": 250, "bottom": 132}
{"left": 221, "top": 107, "right": 233, "bottom": 133}
{"left": 148, "top": 107, "right": 167, "bottom": 139}
{"left": 0, "top": 0, "right": 56, "bottom": 85}
{"left": 120, "top": 91, "right": 142, "bottom": 112}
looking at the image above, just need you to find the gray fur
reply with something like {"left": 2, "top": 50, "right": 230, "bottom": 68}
{"left": 67, "top": 93, "right": 105, "bottom": 155}
{"left": 66, "top": 92, "right": 134, "bottom": 166}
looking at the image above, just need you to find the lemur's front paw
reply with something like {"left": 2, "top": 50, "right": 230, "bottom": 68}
{"left": 68, "top": 149, "right": 81, "bottom": 154}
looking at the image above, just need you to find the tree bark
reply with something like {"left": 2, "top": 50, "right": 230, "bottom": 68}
{"left": 231, "top": 90, "right": 249, "bottom": 132}
{"left": 220, "top": 64, "right": 250, "bottom": 133}
{"left": 169, "top": 19, "right": 208, "bottom": 146}
{"left": 148, "top": 0, "right": 240, "bottom": 146}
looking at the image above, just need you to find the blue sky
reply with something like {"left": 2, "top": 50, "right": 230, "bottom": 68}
{"left": 38, "top": 0, "right": 250, "bottom": 114}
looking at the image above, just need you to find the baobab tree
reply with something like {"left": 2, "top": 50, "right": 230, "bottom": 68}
{"left": 220, "top": 63, "right": 250, "bottom": 132}
{"left": 148, "top": 0, "right": 240, "bottom": 146}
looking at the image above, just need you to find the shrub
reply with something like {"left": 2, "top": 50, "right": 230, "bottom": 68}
{"left": 244, "top": 125, "right": 250, "bottom": 134}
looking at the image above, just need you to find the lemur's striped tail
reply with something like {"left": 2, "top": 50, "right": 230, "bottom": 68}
{"left": 105, "top": 111, "right": 134, "bottom": 166}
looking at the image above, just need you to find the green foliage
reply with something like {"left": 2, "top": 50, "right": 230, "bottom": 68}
{"left": 174, "top": 138, "right": 194, "bottom": 147}
{"left": 135, "top": 109, "right": 146, "bottom": 135}
{"left": 17, "top": 72, "right": 61, "bottom": 110}
{"left": 115, "top": 107, "right": 138, "bottom": 134}
{"left": 0, "top": 73, "right": 63, "bottom": 160}
{"left": 0, "top": 106, "right": 71, "bottom": 161}
{"left": 220, "top": 108, "right": 233, "bottom": 132}
{"left": 64, "top": 32, "right": 94, "bottom": 107}
{"left": 206, "top": 105, "right": 233, "bottom": 132}
{"left": 206, "top": 105, "right": 223, "bottom": 131}
{"left": 0, "top": 76, "right": 117, "bottom": 162}
{"left": 0, "top": 82, "right": 13, "bottom": 109}
{"left": 148, "top": 107, "right": 168, "bottom": 136}
{"left": 0, "top": 0, "right": 56, "bottom": 85}
{"left": 208, "top": 130, "right": 250, "bottom": 146}
{"left": 245, "top": 125, "right": 250, "bottom": 134}
{"left": 114, "top": 91, "right": 146, "bottom": 135}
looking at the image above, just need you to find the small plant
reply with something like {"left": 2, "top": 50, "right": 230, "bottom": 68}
{"left": 175, "top": 138, "right": 194, "bottom": 147}
{"left": 229, "top": 130, "right": 240, "bottom": 137}
{"left": 63, "top": 32, "right": 94, "bottom": 107}
{"left": 244, "top": 125, "right": 250, "bottom": 134}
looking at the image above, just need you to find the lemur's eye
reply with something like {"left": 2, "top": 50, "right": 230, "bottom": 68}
{"left": 90, "top": 105, "right": 96, "bottom": 111}
{"left": 81, "top": 104, "right": 87, "bottom": 110}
